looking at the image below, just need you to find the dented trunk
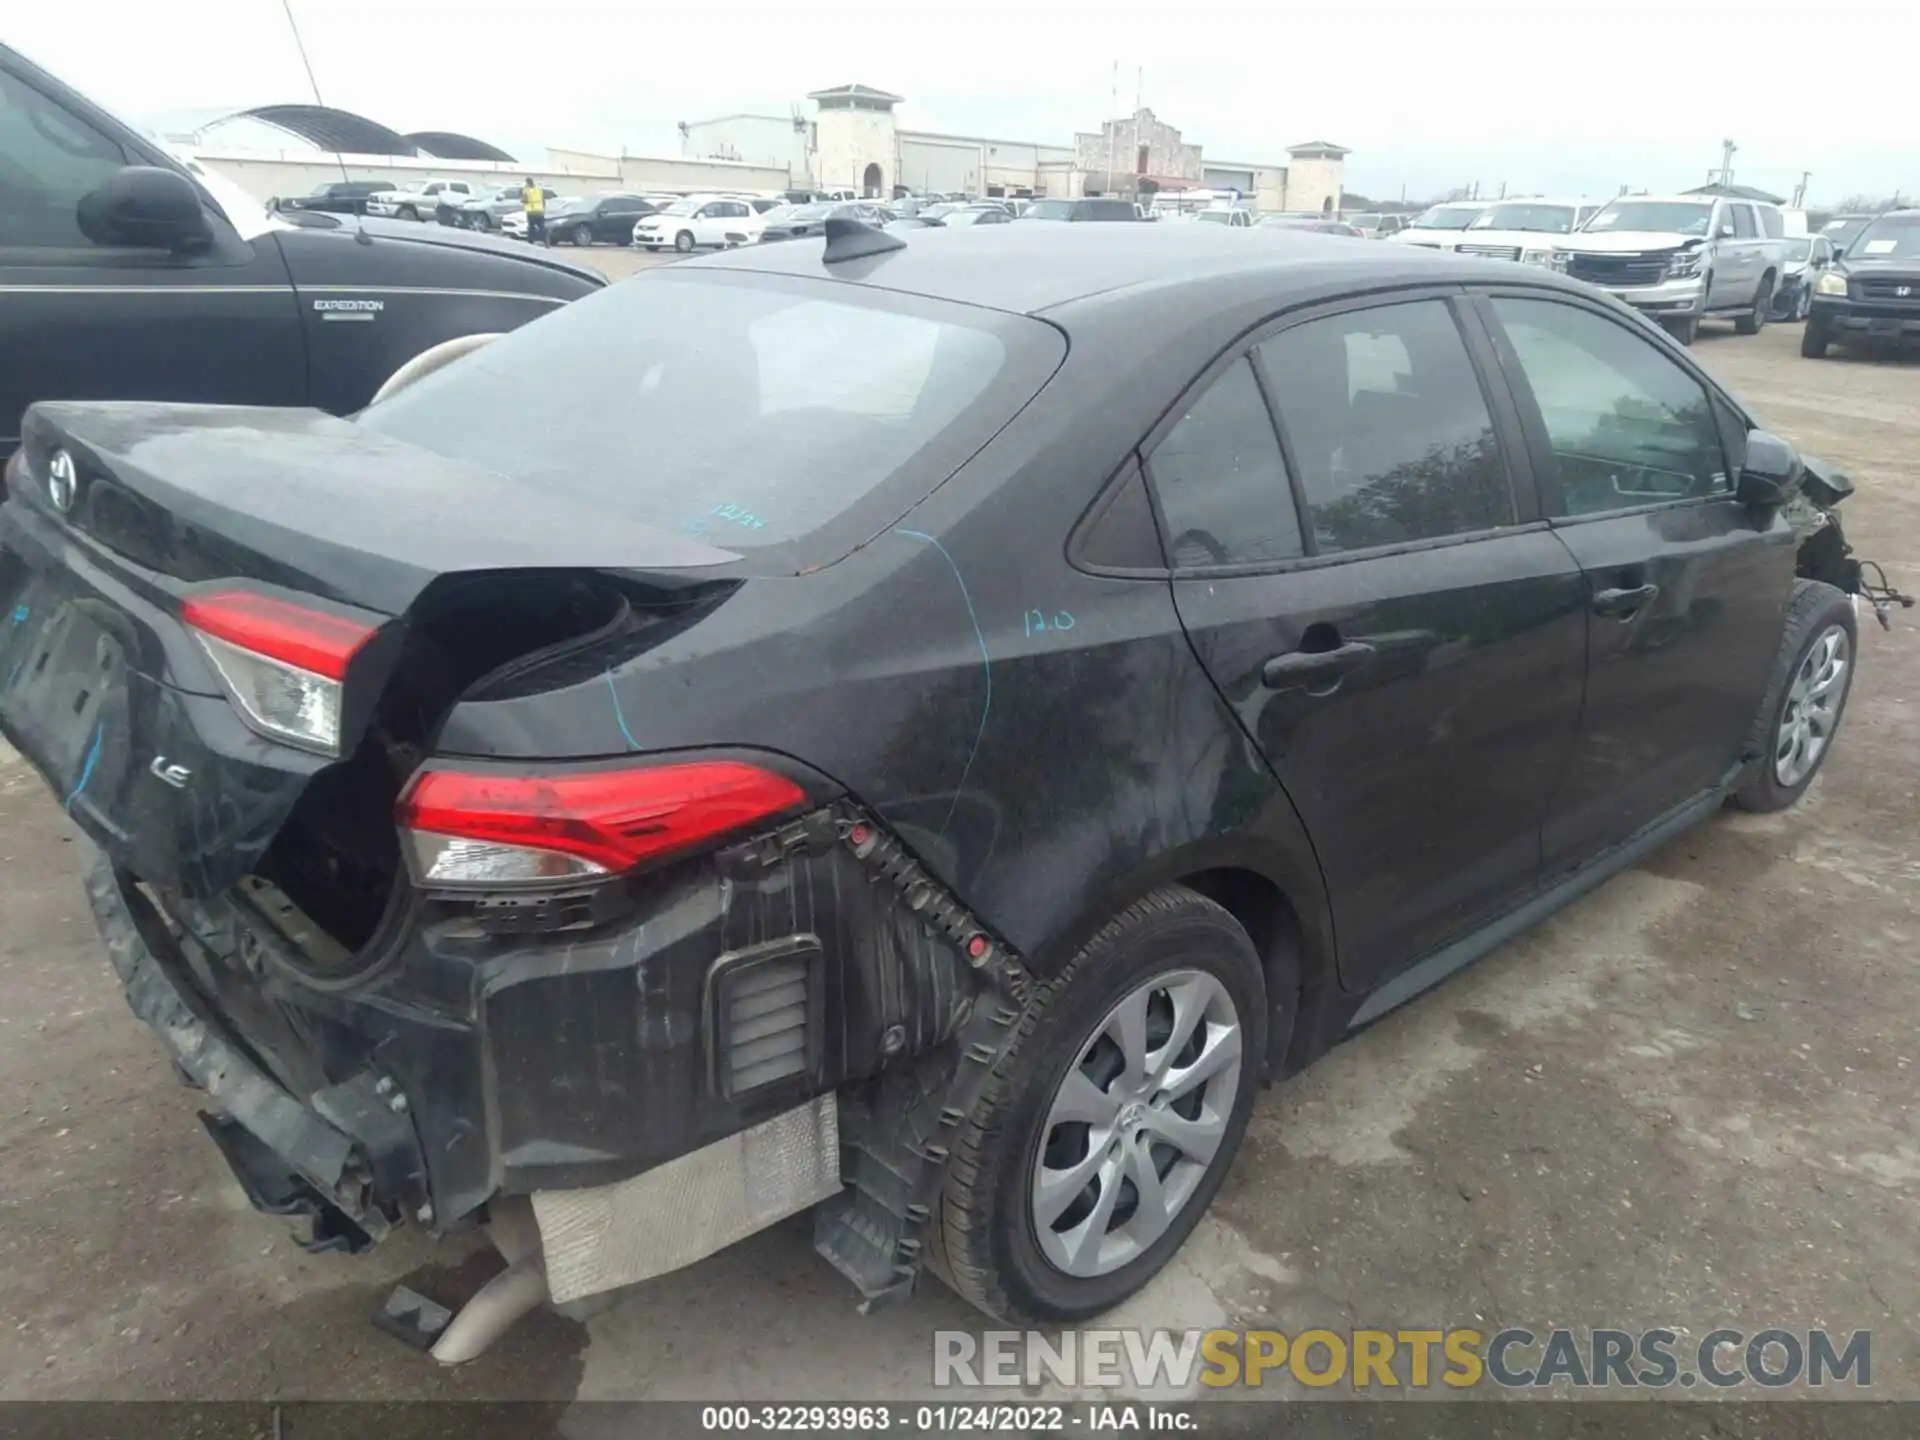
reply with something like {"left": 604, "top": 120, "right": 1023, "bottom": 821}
{"left": 1, "top": 401, "right": 740, "bottom": 898}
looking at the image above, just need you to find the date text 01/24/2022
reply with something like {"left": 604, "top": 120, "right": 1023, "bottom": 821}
{"left": 697, "top": 1403, "right": 1196, "bottom": 1431}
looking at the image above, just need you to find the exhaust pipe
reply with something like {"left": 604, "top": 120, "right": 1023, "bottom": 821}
{"left": 428, "top": 1198, "right": 552, "bottom": 1365}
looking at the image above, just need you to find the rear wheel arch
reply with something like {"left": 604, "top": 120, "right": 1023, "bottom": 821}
{"left": 1016, "top": 832, "right": 1334, "bottom": 1082}
{"left": 1176, "top": 866, "right": 1318, "bottom": 1076}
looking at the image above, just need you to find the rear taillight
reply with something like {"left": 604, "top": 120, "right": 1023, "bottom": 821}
{"left": 181, "top": 589, "right": 379, "bottom": 756}
{"left": 396, "top": 760, "right": 808, "bottom": 888}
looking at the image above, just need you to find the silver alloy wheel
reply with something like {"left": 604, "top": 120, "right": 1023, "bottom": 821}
{"left": 1775, "top": 624, "right": 1849, "bottom": 787}
{"left": 1030, "top": 968, "right": 1243, "bottom": 1278}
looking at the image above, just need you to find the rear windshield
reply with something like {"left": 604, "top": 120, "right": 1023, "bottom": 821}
{"left": 1022, "top": 200, "right": 1074, "bottom": 220}
{"left": 356, "top": 272, "right": 1063, "bottom": 559}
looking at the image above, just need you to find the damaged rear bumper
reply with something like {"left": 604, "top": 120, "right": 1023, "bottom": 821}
{"left": 82, "top": 847, "right": 421, "bottom": 1250}
{"left": 80, "top": 806, "right": 1029, "bottom": 1308}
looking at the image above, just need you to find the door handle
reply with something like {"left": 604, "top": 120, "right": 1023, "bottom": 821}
{"left": 1592, "top": 583, "right": 1659, "bottom": 617}
{"left": 1261, "top": 640, "right": 1376, "bottom": 689}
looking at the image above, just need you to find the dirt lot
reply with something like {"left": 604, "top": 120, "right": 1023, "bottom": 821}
{"left": 1, "top": 311, "right": 1916, "bottom": 1418}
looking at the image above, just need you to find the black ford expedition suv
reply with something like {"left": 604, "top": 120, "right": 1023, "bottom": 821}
{"left": 0, "top": 43, "right": 602, "bottom": 462}
{"left": 1803, "top": 211, "right": 1920, "bottom": 358}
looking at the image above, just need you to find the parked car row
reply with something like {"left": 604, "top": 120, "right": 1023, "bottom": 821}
{"left": 1391, "top": 194, "right": 1788, "bottom": 346}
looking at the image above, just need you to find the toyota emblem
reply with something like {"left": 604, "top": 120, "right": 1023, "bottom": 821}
{"left": 46, "top": 450, "right": 77, "bottom": 514}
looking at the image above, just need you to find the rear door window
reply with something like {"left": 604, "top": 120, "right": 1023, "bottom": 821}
{"left": 1730, "top": 205, "right": 1757, "bottom": 239}
{"left": 357, "top": 272, "right": 1065, "bottom": 567}
{"left": 1145, "top": 358, "right": 1304, "bottom": 567}
{"left": 1256, "top": 300, "right": 1516, "bottom": 554}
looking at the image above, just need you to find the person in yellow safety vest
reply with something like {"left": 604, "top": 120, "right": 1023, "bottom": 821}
{"left": 521, "top": 178, "right": 547, "bottom": 245}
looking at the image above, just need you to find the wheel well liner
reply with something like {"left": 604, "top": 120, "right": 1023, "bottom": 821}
{"left": 1178, "top": 866, "right": 1317, "bottom": 1077}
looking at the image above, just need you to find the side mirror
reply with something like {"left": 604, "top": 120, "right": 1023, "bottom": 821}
{"left": 1736, "top": 429, "right": 1800, "bottom": 508}
{"left": 76, "top": 166, "right": 213, "bottom": 253}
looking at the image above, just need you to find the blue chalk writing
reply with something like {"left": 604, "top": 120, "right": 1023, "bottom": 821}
{"left": 8, "top": 605, "right": 27, "bottom": 628}
{"left": 604, "top": 670, "right": 639, "bottom": 750}
{"left": 1023, "top": 608, "right": 1076, "bottom": 637}
{"left": 65, "top": 722, "right": 104, "bottom": 814}
{"left": 899, "top": 529, "right": 989, "bottom": 834}
{"left": 708, "top": 503, "right": 767, "bottom": 531}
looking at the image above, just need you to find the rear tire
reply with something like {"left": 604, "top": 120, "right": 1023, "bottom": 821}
{"left": 674, "top": 230, "right": 695, "bottom": 253}
{"left": 1802, "top": 315, "right": 1832, "bottom": 358}
{"left": 1735, "top": 277, "right": 1773, "bottom": 335}
{"left": 926, "top": 886, "right": 1276, "bottom": 1324}
{"left": 1731, "top": 580, "right": 1857, "bottom": 813}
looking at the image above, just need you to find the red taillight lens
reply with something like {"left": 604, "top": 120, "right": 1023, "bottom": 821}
{"left": 180, "top": 590, "right": 377, "bottom": 681}
{"left": 396, "top": 760, "right": 809, "bottom": 887}
{"left": 181, "top": 589, "right": 381, "bottom": 756}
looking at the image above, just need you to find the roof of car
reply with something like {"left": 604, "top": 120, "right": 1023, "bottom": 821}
{"left": 678, "top": 222, "right": 1579, "bottom": 317}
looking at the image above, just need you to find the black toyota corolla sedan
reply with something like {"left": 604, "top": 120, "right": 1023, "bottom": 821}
{"left": 0, "top": 220, "right": 1901, "bottom": 1342}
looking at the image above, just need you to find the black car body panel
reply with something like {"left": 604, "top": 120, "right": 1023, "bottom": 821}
{"left": 0, "top": 223, "right": 1894, "bottom": 1308}
{"left": 0, "top": 42, "right": 604, "bottom": 458}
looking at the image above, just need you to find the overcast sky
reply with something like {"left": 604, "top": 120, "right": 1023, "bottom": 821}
{"left": 15, "top": 0, "right": 1918, "bottom": 204}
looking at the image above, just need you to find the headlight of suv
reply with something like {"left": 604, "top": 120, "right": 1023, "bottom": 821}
{"left": 1815, "top": 271, "right": 1850, "bottom": 297}
{"left": 1520, "top": 247, "right": 1557, "bottom": 268}
{"left": 1667, "top": 248, "right": 1706, "bottom": 279}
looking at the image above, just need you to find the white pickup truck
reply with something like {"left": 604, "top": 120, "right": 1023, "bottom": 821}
{"left": 366, "top": 179, "right": 477, "bottom": 222}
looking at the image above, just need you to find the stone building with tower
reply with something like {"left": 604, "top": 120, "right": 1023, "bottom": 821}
{"left": 679, "top": 85, "right": 1346, "bottom": 213}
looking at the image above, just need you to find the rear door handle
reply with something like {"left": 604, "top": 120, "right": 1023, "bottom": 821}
{"left": 1592, "top": 583, "right": 1659, "bottom": 617}
{"left": 1261, "top": 641, "right": 1376, "bottom": 689}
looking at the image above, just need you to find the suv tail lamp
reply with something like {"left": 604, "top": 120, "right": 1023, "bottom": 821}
{"left": 396, "top": 760, "right": 809, "bottom": 888}
{"left": 181, "top": 589, "right": 380, "bottom": 756}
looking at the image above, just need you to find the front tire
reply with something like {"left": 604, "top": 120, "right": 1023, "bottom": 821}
{"left": 398, "top": 204, "right": 419, "bottom": 222}
{"left": 1731, "top": 580, "right": 1857, "bottom": 813}
{"left": 572, "top": 223, "right": 594, "bottom": 247}
{"left": 1664, "top": 314, "right": 1700, "bottom": 346}
{"left": 674, "top": 230, "right": 696, "bottom": 253}
{"left": 1736, "top": 277, "right": 1773, "bottom": 335}
{"left": 927, "top": 886, "right": 1275, "bottom": 1323}
{"left": 1802, "top": 315, "right": 1832, "bottom": 358}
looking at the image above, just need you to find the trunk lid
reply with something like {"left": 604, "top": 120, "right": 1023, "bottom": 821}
{"left": 0, "top": 401, "right": 738, "bottom": 897}
{"left": 14, "top": 402, "right": 736, "bottom": 615}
